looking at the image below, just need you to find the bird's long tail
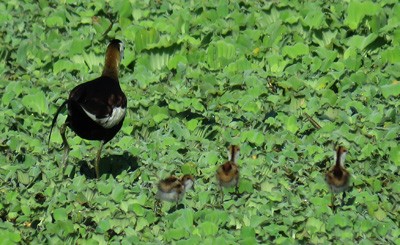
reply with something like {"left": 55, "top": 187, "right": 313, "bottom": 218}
{"left": 48, "top": 100, "right": 68, "bottom": 148}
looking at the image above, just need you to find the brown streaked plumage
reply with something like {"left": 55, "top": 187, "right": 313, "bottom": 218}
{"left": 325, "top": 146, "right": 351, "bottom": 210}
{"left": 217, "top": 161, "right": 239, "bottom": 188}
{"left": 48, "top": 39, "right": 126, "bottom": 178}
{"left": 156, "top": 174, "right": 195, "bottom": 204}
{"left": 216, "top": 145, "right": 240, "bottom": 202}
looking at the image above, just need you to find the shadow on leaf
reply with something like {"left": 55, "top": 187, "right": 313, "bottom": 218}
{"left": 78, "top": 152, "right": 139, "bottom": 179}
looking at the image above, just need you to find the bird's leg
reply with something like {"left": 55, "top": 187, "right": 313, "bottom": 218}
{"left": 94, "top": 141, "right": 104, "bottom": 178}
{"left": 341, "top": 191, "right": 347, "bottom": 207}
{"left": 154, "top": 200, "right": 162, "bottom": 215}
{"left": 331, "top": 193, "right": 336, "bottom": 212}
{"left": 219, "top": 185, "right": 224, "bottom": 205}
{"left": 60, "top": 123, "right": 70, "bottom": 168}
{"left": 174, "top": 191, "right": 183, "bottom": 211}
{"left": 94, "top": 141, "right": 105, "bottom": 177}
{"left": 235, "top": 182, "right": 239, "bottom": 197}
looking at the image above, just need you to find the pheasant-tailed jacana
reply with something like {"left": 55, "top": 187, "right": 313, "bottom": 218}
{"left": 49, "top": 39, "right": 126, "bottom": 178}
{"left": 155, "top": 174, "right": 195, "bottom": 209}
{"left": 325, "top": 146, "right": 351, "bottom": 210}
{"left": 216, "top": 145, "right": 240, "bottom": 202}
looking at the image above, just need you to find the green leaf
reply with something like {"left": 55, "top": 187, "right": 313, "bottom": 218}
{"left": 69, "top": 38, "right": 91, "bottom": 56}
{"left": 75, "top": 192, "right": 88, "bottom": 205}
{"left": 204, "top": 210, "right": 229, "bottom": 225}
{"left": 302, "top": 6, "right": 325, "bottom": 28}
{"left": 164, "top": 228, "right": 188, "bottom": 241}
{"left": 53, "top": 208, "right": 68, "bottom": 221}
{"left": 282, "top": 43, "right": 309, "bottom": 59}
{"left": 53, "top": 59, "right": 79, "bottom": 74}
{"left": 345, "top": 1, "right": 380, "bottom": 30}
{"left": 242, "top": 130, "right": 264, "bottom": 146}
{"left": 92, "top": 17, "right": 111, "bottom": 35}
{"left": 372, "top": 179, "right": 382, "bottom": 192}
{"left": 21, "top": 204, "right": 31, "bottom": 216}
{"left": 238, "top": 95, "right": 260, "bottom": 113}
{"left": 168, "top": 54, "right": 188, "bottom": 70}
{"left": 327, "top": 214, "right": 350, "bottom": 230}
{"left": 135, "top": 217, "right": 149, "bottom": 231}
{"left": 240, "top": 226, "right": 256, "bottom": 240}
{"left": 153, "top": 113, "right": 169, "bottom": 123}
{"left": 389, "top": 146, "right": 400, "bottom": 166}
{"left": 381, "top": 47, "right": 400, "bottom": 63}
{"left": 190, "top": 98, "right": 205, "bottom": 112}
{"left": 321, "top": 89, "right": 337, "bottom": 105}
{"left": 201, "top": 151, "right": 219, "bottom": 166}
{"left": 0, "top": 230, "right": 21, "bottom": 243}
{"left": 2, "top": 82, "right": 23, "bottom": 105}
{"left": 97, "top": 182, "right": 113, "bottom": 195}
{"left": 21, "top": 89, "right": 48, "bottom": 114}
{"left": 46, "top": 15, "right": 63, "bottom": 27}
{"left": 135, "top": 28, "right": 159, "bottom": 52}
{"left": 149, "top": 50, "right": 172, "bottom": 71}
{"left": 110, "top": 0, "right": 132, "bottom": 18}
{"left": 358, "top": 219, "right": 374, "bottom": 232}
{"left": 206, "top": 41, "right": 236, "bottom": 70}
{"left": 374, "top": 208, "right": 387, "bottom": 221}
{"left": 17, "top": 171, "right": 30, "bottom": 185}
{"left": 173, "top": 209, "right": 194, "bottom": 229}
{"left": 346, "top": 34, "right": 378, "bottom": 51}
{"left": 186, "top": 119, "right": 199, "bottom": 131}
{"left": 111, "top": 184, "right": 125, "bottom": 202}
{"left": 286, "top": 115, "right": 299, "bottom": 134}
{"left": 306, "top": 217, "right": 325, "bottom": 234}
{"left": 149, "top": 105, "right": 169, "bottom": 123}
{"left": 16, "top": 41, "right": 29, "bottom": 67}
{"left": 121, "top": 48, "right": 136, "bottom": 67}
{"left": 278, "top": 76, "right": 304, "bottom": 91}
{"left": 264, "top": 224, "right": 287, "bottom": 236}
{"left": 96, "top": 219, "right": 111, "bottom": 233}
{"left": 381, "top": 82, "right": 400, "bottom": 98}
{"left": 197, "top": 221, "right": 218, "bottom": 236}
{"left": 267, "top": 191, "right": 283, "bottom": 202}
{"left": 261, "top": 181, "right": 275, "bottom": 192}
{"left": 267, "top": 54, "right": 288, "bottom": 74}
{"left": 239, "top": 179, "right": 254, "bottom": 194}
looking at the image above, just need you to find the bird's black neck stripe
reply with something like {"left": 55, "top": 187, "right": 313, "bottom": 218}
{"left": 335, "top": 148, "right": 341, "bottom": 167}
{"left": 230, "top": 147, "right": 235, "bottom": 163}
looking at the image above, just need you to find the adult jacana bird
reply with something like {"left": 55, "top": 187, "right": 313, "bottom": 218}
{"left": 49, "top": 39, "right": 126, "bottom": 178}
{"left": 216, "top": 145, "right": 240, "bottom": 202}
{"left": 325, "top": 146, "right": 351, "bottom": 210}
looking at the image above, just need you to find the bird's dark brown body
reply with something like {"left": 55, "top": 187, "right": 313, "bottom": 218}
{"left": 217, "top": 161, "right": 239, "bottom": 188}
{"left": 66, "top": 76, "right": 126, "bottom": 143}
{"left": 216, "top": 145, "right": 240, "bottom": 203}
{"left": 325, "top": 146, "right": 350, "bottom": 193}
{"left": 325, "top": 146, "right": 351, "bottom": 210}
{"left": 49, "top": 39, "right": 126, "bottom": 178}
{"left": 325, "top": 164, "right": 350, "bottom": 193}
{"left": 217, "top": 145, "right": 240, "bottom": 188}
